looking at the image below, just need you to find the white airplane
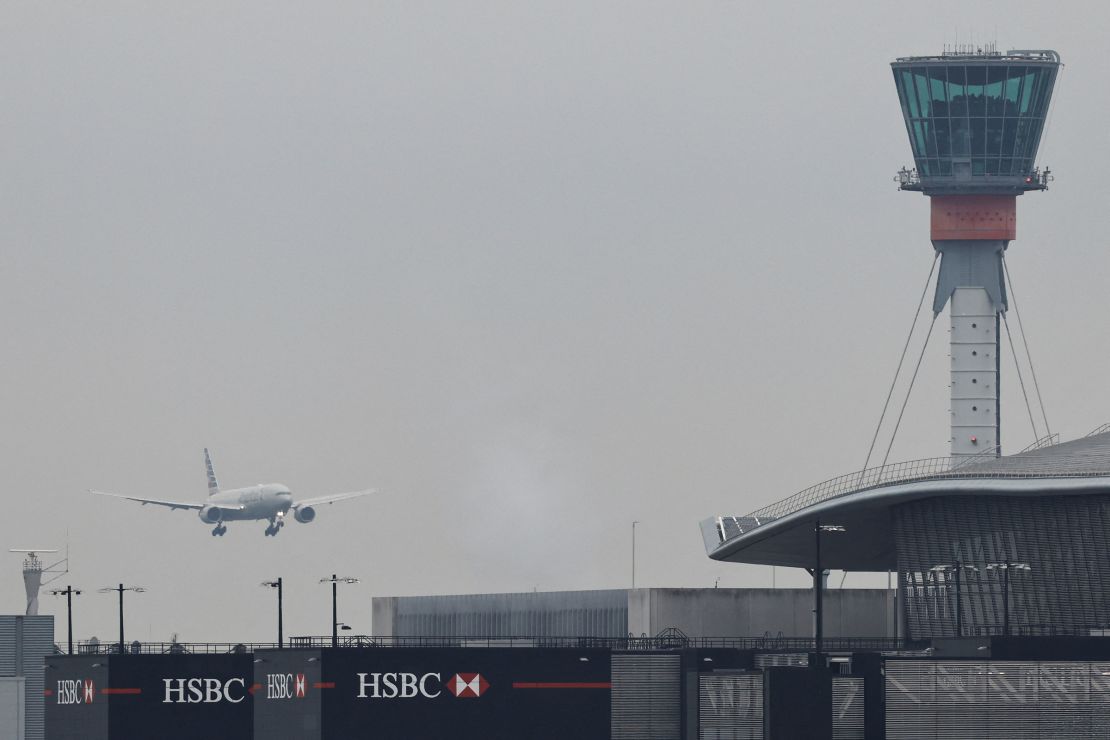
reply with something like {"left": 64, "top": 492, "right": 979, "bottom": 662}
{"left": 91, "top": 449, "right": 374, "bottom": 537}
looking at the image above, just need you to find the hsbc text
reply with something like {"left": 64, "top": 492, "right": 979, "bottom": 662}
{"left": 56, "top": 680, "right": 95, "bottom": 705}
{"left": 357, "top": 672, "right": 441, "bottom": 699}
{"left": 163, "top": 678, "right": 246, "bottom": 704}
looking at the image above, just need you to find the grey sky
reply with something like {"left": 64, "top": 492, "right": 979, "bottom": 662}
{"left": 2, "top": 1, "right": 1109, "bottom": 643}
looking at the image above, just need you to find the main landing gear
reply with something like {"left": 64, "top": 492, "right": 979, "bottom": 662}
{"left": 211, "top": 524, "right": 227, "bottom": 537}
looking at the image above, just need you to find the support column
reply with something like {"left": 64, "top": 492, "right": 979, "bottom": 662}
{"left": 949, "top": 287, "right": 1000, "bottom": 460}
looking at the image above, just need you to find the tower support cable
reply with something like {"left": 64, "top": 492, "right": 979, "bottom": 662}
{"left": 1002, "top": 256, "right": 1051, "bottom": 437}
{"left": 881, "top": 312, "right": 939, "bottom": 469}
{"left": 861, "top": 253, "right": 939, "bottom": 476}
{"left": 1002, "top": 312, "right": 1040, "bottom": 443}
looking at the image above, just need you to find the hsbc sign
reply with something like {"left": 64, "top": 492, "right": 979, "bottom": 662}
{"left": 356, "top": 672, "right": 489, "bottom": 699}
{"left": 56, "top": 679, "right": 96, "bottom": 705}
{"left": 266, "top": 673, "right": 307, "bottom": 699}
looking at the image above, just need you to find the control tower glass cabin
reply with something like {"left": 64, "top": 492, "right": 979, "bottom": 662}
{"left": 891, "top": 50, "right": 1060, "bottom": 460}
{"left": 892, "top": 49, "right": 1059, "bottom": 191}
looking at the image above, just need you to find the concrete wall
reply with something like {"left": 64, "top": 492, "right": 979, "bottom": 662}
{"left": 373, "top": 588, "right": 895, "bottom": 639}
{"left": 627, "top": 588, "right": 894, "bottom": 638}
{"left": 373, "top": 590, "right": 628, "bottom": 638}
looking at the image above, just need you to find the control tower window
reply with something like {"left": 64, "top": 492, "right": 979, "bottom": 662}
{"left": 893, "top": 62, "right": 1056, "bottom": 181}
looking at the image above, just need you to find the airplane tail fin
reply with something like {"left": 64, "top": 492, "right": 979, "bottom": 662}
{"left": 204, "top": 448, "right": 220, "bottom": 496}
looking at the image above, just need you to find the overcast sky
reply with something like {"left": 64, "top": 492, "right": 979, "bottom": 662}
{"left": 3, "top": 1, "right": 1109, "bottom": 644}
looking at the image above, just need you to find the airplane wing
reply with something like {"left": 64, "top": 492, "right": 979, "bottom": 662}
{"left": 88, "top": 489, "right": 235, "bottom": 512}
{"left": 293, "top": 489, "right": 377, "bottom": 509}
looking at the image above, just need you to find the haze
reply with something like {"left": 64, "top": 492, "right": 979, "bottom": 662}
{"left": 2, "top": 1, "right": 1108, "bottom": 643}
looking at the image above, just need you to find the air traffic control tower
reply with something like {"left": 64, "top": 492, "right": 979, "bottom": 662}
{"left": 701, "top": 50, "right": 1110, "bottom": 641}
{"left": 892, "top": 48, "right": 1059, "bottom": 460}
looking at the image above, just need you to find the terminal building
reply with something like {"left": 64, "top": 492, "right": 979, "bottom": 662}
{"left": 702, "top": 429, "right": 1110, "bottom": 639}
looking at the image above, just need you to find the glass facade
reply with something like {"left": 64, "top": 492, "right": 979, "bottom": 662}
{"left": 893, "top": 62, "right": 1057, "bottom": 178}
{"left": 894, "top": 493, "right": 1110, "bottom": 639}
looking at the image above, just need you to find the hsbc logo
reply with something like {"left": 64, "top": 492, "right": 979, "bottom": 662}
{"left": 356, "top": 672, "right": 489, "bottom": 699}
{"left": 56, "top": 679, "right": 95, "bottom": 705}
{"left": 266, "top": 673, "right": 307, "bottom": 699}
{"left": 162, "top": 678, "right": 246, "bottom": 704}
{"left": 446, "top": 673, "right": 489, "bottom": 698}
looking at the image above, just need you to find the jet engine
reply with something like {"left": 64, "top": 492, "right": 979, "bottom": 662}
{"left": 294, "top": 506, "right": 316, "bottom": 524}
{"left": 198, "top": 505, "right": 223, "bottom": 524}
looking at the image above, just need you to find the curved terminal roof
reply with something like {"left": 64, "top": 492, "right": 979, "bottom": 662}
{"left": 700, "top": 427, "right": 1110, "bottom": 571}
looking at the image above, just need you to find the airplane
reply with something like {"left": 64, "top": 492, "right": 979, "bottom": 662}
{"left": 90, "top": 449, "right": 374, "bottom": 537}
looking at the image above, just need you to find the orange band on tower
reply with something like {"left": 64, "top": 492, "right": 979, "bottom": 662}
{"left": 930, "top": 195, "right": 1017, "bottom": 241}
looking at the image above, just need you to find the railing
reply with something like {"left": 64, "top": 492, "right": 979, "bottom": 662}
{"left": 742, "top": 452, "right": 989, "bottom": 526}
{"left": 288, "top": 634, "right": 379, "bottom": 649}
{"left": 94, "top": 635, "right": 920, "bottom": 653}
{"left": 1018, "top": 433, "right": 1060, "bottom": 453}
{"left": 1087, "top": 423, "right": 1110, "bottom": 438}
{"left": 894, "top": 167, "right": 920, "bottom": 189}
{"left": 893, "top": 165, "right": 1052, "bottom": 191}
{"left": 74, "top": 641, "right": 279, "bottom": 655}
{"left": 960, "top": 624, "right": 1110, "bottom": 638}
{"left": 62, "top": 630, "right": 1110, "bottom": 656}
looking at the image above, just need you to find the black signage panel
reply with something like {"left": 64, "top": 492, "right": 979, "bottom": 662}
{"left": 763, "top": 666, "right": 832, "bottom": 740}
{"left": 319, "top": 648, "right": 611, "bottom": 740}
{"left": 44, "top": 656, "right": 110, "bottom": 740}
{"left": 252, "top": 649, "right": 323, "bottom": 740}
{"left": 107, "top": 654, "right": 253, "bottom": 739}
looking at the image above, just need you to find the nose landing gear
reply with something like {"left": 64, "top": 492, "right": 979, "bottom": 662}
{"left": 264, "top": 519, "right": 285, "bottom": 537}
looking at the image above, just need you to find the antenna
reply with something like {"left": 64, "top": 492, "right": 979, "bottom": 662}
{"left": 10, "top": 548, "right": 69, "bottom": 616}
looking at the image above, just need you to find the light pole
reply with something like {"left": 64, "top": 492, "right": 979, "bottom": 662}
{"left": 929, "top": 562, "right": 979, "bottom": 637}
{"left": 813, "top": 521, "right": 845, "bottom": 659}
{"left": 97, "top": 584, "right": 146, "bottom": 653}
{"left": 49, "top": 586, "right": 82, "bottom": 655}
{"left": 632, "top": 521, "right": 639, "bottom": 589}
{"left": 261, "top": 578, "right": 284, "bottom": 648}
{"left": 319, "top": 575, "right": 358, "bottom": 648}
{"left": 986, "top": 562, "right": 1031, "bottom": 636}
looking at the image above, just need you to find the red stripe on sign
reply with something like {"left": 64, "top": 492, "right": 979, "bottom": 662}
{"left": 248, "top": 683, "right": 261, "bottom": 695}
{"left": 313, "top": 682, "right": 335, "bottom": 689}
{"left": 512, "top": 682, "right": 611, "bottom": 689}
{"left": 102, "top": 688, "right": 142, "bottom": 695}
{"left": 43, "top": 690, "right": 54, "bottom": 697}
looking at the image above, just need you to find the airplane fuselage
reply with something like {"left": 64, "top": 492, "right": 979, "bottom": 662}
{"left": 204, "top": 484, "right": 293, "bottom": 521}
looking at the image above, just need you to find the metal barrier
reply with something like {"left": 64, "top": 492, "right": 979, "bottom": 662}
{"left": 74, "top": 640, "right": 278, "bottom": 655}
{"left": 70, "top": 635, "right": 926, "bottom": 653}
{"left": 70, "top": 635, "right": 924, "bottom": 654}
